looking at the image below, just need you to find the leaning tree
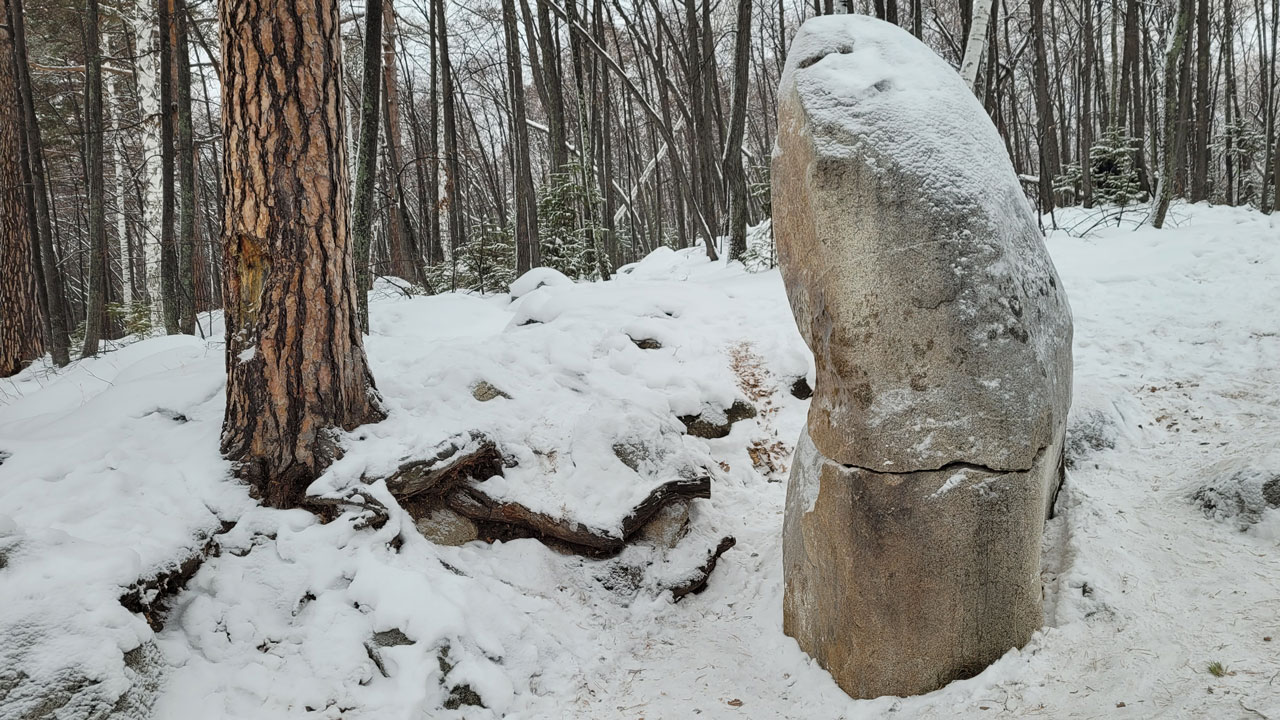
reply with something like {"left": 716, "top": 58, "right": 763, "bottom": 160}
{"left": 218, "top": 0, "right": 385, "bottom": 507}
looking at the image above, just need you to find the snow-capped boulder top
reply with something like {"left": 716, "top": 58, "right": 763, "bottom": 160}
{"left": 509, "top": 267, "right": 573, "bottom": 299}
{"left": 777, "top": 15, "right": 1022, "bottom": 218}
{"left": 773, "top": 15, "right": 1073, "bottom": 473}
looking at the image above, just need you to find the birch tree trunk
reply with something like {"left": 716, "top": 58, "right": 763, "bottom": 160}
{"left": 110, "top": 48, "right": 133, "bottom": 305}
{"left": 219, "top": 0, "right": 385, "bottom": 508}
{"left": 1190, "top": 0, "right": 1209, "bottom": 201}
{"left": 959, "top": 0, "right": 994, "bottom": 91}
{"left": 132, "top": 0, "right": 165, "bottom": 328}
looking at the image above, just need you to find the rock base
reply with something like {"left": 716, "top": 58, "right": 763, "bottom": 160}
{"left": 782, "top": 429, "right": 1062, "bottom": 699}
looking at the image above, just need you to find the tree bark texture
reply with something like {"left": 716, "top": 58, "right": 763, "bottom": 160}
{"left": 1153, "top": 0, "right": 1193, "bottom": 228}
{"left": 724, "top": 0, "right": 751, "bottom": 261}
{"left": 380, "top": 3, "right": 424, "bottom": 285}
{"left": 1, "top": 0, "right": 43, "bottom": 377}
{"left": 351, "top": 0, "right": 383, "bottom": 332}
{"left": 80, "top": 0, "right": 109, "bottom": 357}
{"left": 159, "top": 0, "right": 180, "bottom": 333}
{"left": 1031, "top": 0, "right": 1061, "bottom": 212}
{"left": 7, "top": 0, "right": 69, "bottom": 365}
{"left": 219, "top": 0, "right": 385, "bottom": 508}
{"left": 175, "top": 0, "right": 198, "bottom": 333}
{"left": 504, "top": 0, "right": 540, "bottom": 274}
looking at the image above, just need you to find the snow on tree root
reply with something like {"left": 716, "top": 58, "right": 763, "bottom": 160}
{"left": 381, "top": 431, "right": 716, "bottom": 556}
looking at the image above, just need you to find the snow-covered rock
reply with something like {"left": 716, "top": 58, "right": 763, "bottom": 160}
{"left": 1193, "top": 450, "right": 1280, "bottom": 529}
{"left": 508, "top": 267, "right": 572, "bottom": 299}
{"left": 774, "top": 14, "right": 1072, "bottom": 473}
{"left": 773, "top": 15, "right": 1073, "bottom": 699}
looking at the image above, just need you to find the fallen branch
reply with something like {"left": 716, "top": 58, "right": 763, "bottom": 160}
{"left": 30, "top": 62, "right": 132, "bottom": 77}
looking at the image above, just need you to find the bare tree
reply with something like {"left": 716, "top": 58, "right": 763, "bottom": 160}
{"left": 352, "top": 0, "right": 384, "bottom": 332}
{"left": 80, "top": 0, "right": 109, "bottom": 357}
{"left": 1153, "top": 0, "right": 1193, "bottom": 228}
{"left": 504, "top": 0, "right": 540, "bottom": 274}
{"left": 724, "top": 0, "right": 752, "bottom": 261}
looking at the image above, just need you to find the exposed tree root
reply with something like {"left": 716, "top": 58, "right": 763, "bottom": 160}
{"left": 386, "top": 432, "right": 503, "bottom": 499}
{"left": 669, "top": 535, "right": 737, "bottom": 601}
{"left": 384, "top": 432, "right": 715, "bottom": 558}
{"left": 447, "top": 475, "right": 711, "bottom": 555}
{"left": 118, "top": 520, "right": 235, "bottom": 632}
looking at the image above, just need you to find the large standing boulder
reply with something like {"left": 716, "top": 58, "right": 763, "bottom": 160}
{"left": 774, "top": 16, "right": 1073, "bottom": 699}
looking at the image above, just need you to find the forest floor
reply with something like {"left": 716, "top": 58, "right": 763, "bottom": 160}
{"left": 2, "top": 203, "right": 1279, "bottom": 720}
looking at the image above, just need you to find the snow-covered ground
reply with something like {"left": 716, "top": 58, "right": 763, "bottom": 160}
{"left": 2, "top": 203, "right": 1278, "bottom": 719}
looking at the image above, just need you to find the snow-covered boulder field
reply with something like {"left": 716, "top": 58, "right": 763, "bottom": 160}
{"left": 2, "top": 204, "right": 1279, "bottom": 718}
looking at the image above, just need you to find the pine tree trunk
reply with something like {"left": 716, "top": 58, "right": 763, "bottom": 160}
{"left": 7, "top": 0, "right": 69, "bottom": 365}
{"left": 351, "top": 0, "right": 383, "bottom": 332}
{"left": 219, "top": 0, "right": 385, "bottom": 508}
{"left": 174, "top": 0, "right": 197, "bottom": 333}
{"left": 1, "top": 0, "right": 43, "bottom": 376}
{"left": 80, "top": 0, "right": 109, "bottom": 357}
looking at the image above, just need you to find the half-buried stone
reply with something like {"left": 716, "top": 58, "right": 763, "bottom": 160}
{"left": 773, "top": 15, "right": 1073, "bottom": 699}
